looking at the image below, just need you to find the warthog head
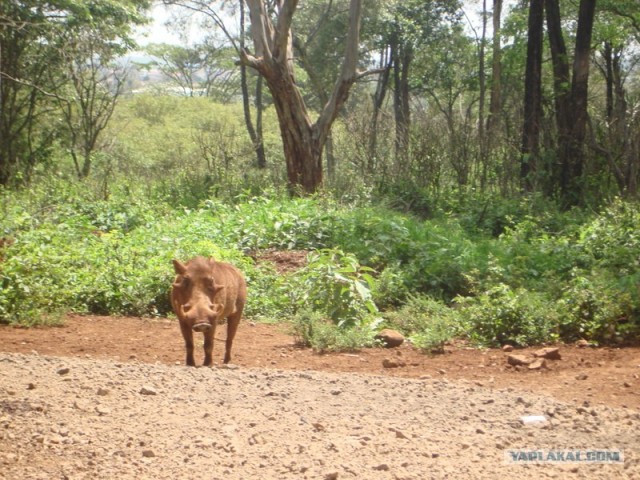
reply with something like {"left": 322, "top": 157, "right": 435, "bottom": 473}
{"left": 172, "top": 258, "right": 226, "bottom": 332}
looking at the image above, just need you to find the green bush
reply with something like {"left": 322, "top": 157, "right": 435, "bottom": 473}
{"left": 557, "top": 272, "right": 639, "bottom": 343}
{"left": 456, "top": 283, "right": 559, "bottom": 347}
{"left": 2, "top": 173, "right": 639, "bottom": 349}
{"left": 290, "top": 248, "right": 379, "bottom": 328}
{"left": 383, "top": 295, "right": 459, "bottom": 352}
{"left": 577, "top": 199, "right": 640, "bottom": 273}
{"left": 290, "top": 310, "right": 380, "bottom": 352}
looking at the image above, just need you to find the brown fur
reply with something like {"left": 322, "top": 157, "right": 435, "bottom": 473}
{"left": 170, "top": 256, "right": 247, "bottom": 366}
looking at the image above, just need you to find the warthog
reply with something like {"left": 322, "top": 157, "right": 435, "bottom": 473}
{"left": 171, "top": 257, "right": 247, "bottom": 366}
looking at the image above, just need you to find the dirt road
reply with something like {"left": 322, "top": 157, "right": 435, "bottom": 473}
{"left": 1, "top": 317, "right": 639, "bottom": 479}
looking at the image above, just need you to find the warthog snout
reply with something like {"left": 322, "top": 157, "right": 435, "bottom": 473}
{"left": 192, "top": 322, "right": 212, "bottom": 332}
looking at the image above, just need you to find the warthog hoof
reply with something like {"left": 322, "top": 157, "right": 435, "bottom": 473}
{"left": 192, "top": 323, "right": 212, "bottom": 332}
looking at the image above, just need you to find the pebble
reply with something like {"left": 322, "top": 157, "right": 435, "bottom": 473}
{"left": 95, "top": 406, "right": 111, "bottom": 416}
{"left": 139, "top": 386, "right": 157, "bottom": 396}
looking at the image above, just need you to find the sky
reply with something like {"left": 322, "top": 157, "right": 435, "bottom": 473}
{"left": 134, "top": 3, "right": 207, "bottom": 46}
{"left": 135, "top": 1, "right": 517, "bottom": 48}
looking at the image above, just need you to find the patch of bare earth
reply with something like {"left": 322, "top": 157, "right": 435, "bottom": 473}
{"left": 1, "top": 315, "right": 639, "bottom": 479}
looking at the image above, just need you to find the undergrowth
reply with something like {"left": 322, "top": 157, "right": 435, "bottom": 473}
{"left": 1, "top": 180, "right": 639, "bottom": 348}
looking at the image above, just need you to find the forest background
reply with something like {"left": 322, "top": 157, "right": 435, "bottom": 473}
{"left": 1, "top": 0, "right": 639, "bottom": 351}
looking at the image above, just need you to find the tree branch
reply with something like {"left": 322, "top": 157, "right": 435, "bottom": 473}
{"left": 314, "top": 0, "right": 362, "bottom": 144}
{"left": 246, "top": 0, "right": 274, "bottom": 60}
{"left": 275, "top": 0, "right": 298, "bottom": 63}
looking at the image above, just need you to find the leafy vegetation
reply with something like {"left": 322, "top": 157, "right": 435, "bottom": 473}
{"left": 1, "top": 172, "right": 639, "bottom": 350}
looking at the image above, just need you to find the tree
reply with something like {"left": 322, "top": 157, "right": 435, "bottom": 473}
{"left": 169, "top": 0, "right": 371, "bottom": 193}
{"left": 593, "top": 1, "right": 640, "bottom": 197}
{"left": 0, "top": 1, "right": 63, "bottom": 184}
{"left": 146, "top": 41, "right": 238, "bottom": 98}
{"left": 379, "top": 0, "right": 461, "bottom": 171}
{"left": 56, "top": 33, "right": 128, "bottom": 179}
{"left": 414, "top": 23, "right": 479, "bottom": 187}
{"left": 543, "top": 0, "right": 597, "bottom": 207}
{"left": 240, "top": 0, "right": 368, "bottom": 193}
{"left": 520, "top": 0, "right": 544, "bottom": 191}
{"left": 239, "top": 0, "right": 266, "bottom": 169}
{"left": 487, "top": 0, "right": 503, "bottom": 136}
{"left": 0, "top": 0, "right": 149, "bottom": 185}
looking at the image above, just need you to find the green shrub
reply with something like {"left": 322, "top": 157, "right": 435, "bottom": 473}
{"left": 577, "top": 199, "right": 640, "bottom": 273}
{"left": 290, "top": 310, "right": 380, "bottom": 352}
{"left": 557, "top": 272, "right": 639, "bottom": 343}
{"left": 383, "top": 295, "right": 459, "bottom": 352}
{"left": 290, "top": 248, "right": 379, "bottom": 327}
{"left": 456, "top": 283, "right": 559, "bottom": 347}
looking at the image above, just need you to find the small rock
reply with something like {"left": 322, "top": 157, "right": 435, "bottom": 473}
{"left": 139, "top": 386, "right": 157, "bottom": 396}
{"left": 374, "top": 329, "right": 405, "bottom": 348}
{"left": 56, "top": 367, "right": 70, "bottom": 376}
{"left": 507, "top": 354, "right": 533, "bottom": 366}
{"left": 576, "top": 339, "right": 589, "bottom": 348}
{"left": 95, "top": 406, "right": 111, "bottom": 416}
{"left": 96, "top": 388, "right": 109, "bottom": 396}
{"left": 623, "top": 382, "right": 632, "bottom": 388}
{"left": 534, "top": 347, "right": 561, "bottom": 360}
{"left": 312, "top": 423, "right": 326, "bottom": 432}
{"left": 218, "top": 363, "right": 239, "bottom": 370}
{"left": 502, "top": 344, "right": 514, "bottom": 352}
{"left": 528, "top": 358, "right": 547, "bottom": 370}
{"left": 324, "top": 473, "right": 339, "bottom": 480}
{"left": 382, "top": 358, "right": 406, "bottom": 368}
{"left": 521, "top": 415, "right": 547, "bottom": 426}
{"left": 389, "top": 428, "right": 408, "bottom": 439}
{"left": 576, "top": 373, "right": 588, "bottom": 380}
{"left": 373, "top": 464, "right": 390, "bottom": 471}
{"left": 142, "top": 449, "right": 156, "bottom": 458}
{"left": 27, "top": 383, "right": 36, "bottom": 390}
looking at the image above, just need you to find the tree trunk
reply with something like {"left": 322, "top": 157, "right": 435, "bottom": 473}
{"left": 254, "top": 76, "right": 266, "bottom": 169}
{"left": 487, "top": 0, "right": 503, "bottom": 135}
{"left": 239, "top": 0, "right": 266, "bottom": 169}
{"left": 478, "top": 0, "right": 487, "bottom": 144}
{"left": 393, "top": 39, "right": 412, "bottom": 174}
{"left": 520, "top": 0, "right": 544, "bottom": 191}
{"left": 560, "top": 0, "right": 597, "bottom": 207}
{"left": 368, "top": 48, "right": 392, "bottom": 173}
{"left": 241, "top": 0, "right": 363, "bottom": 194}
{"left": 545, "top": 0, "right": 571, "bottom": 196}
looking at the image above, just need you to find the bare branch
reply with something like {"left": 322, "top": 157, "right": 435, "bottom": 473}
{"left": 246, "top": 0, "right": 274, "bottom": 60}
{"left": 314, "top": 0, "right": 362, "bottom": 144}
{"left": 274, "top": 0, "right": 298, "bottom": 63}
{"left": 355, "top": 67, "right": 388, "bottom": 81}
{"left": 0, "top": 72, "right": 63, "bottom": 100}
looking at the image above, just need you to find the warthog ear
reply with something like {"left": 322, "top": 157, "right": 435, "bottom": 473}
{"left": 173, "top": 259, "right": 187, "bottom": 275}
